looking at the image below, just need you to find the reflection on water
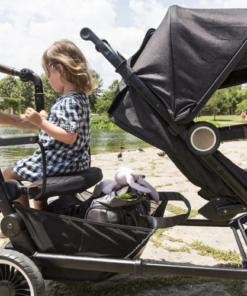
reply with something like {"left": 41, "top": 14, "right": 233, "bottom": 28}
{"left": 0, "top": 127, "right": 150, "bottom": 171}
{"left": 90, "top": 128, "right": 150, "bottom": 154}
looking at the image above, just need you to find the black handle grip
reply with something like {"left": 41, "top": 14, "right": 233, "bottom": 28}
{"left": 80, "top": 27, "right": 93, "bottom": 40}
{"left": 80, "top": 28, "right": 123, "bottom": 69}
{"left": 0, "top": 63, "right": 13, "bottom": 75}
{"left": 0, "top": 63, "right": 20, "bottom": 76}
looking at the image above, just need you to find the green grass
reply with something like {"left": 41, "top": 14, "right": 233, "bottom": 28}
{"left": 165, "top": 246, "right": 191, "bottom": 253}
{"left": 60, "top": 276, "right": 247, "bottom": 296}
{"left": 188, "top": 240, "right": 240, "bottom": 263}
{"left": 154, "top": 227, "right": 173, "bottom": 238}
{"left": 138, "top": 167, "right": 145, "bottom": 171}
{"left": 194, "top": 115, "right": 245, "bottom": 127}
{"left": 155, "top": 185, "right": 163, "bottom": 189}
{"left": 223, "top": 279, "right": 247, "bottom": 296}
{"left": 152, "top": 235, "right": 240, "bottom": 264}
{"left": 166, "top": 204, "right": 198, "bottom": 219}
{"left": 167, "top": 237, "right": 184, "bottom": 243}
{"left": 148, "top": 173, "right": 161, "bottom": 177}
{"left": 150, "top": 237, "right": 163, "bottom": 248}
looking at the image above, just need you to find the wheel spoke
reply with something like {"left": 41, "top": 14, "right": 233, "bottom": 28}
{"left": 16, "top": 289, "right": 30, "bottom": 296}
{"left": 8, "top": 265, "right": 16, "bottom": 281}
{"left": 4, "top": 264, "right": 7, "bottom": 280}
{"left": 16, "top": 292, "right": 30, "bottom": 296}
{"left": 10, "top": 268, "right": 19, "bottom": 284}
{"left": 12, "top": 271, "right": 25, "bottom": 284}
{"left": 14, "top": 278, "right": 29, "bottom": 289}
{"left": 0, "top": 264, "right": 4, "bottom": 280}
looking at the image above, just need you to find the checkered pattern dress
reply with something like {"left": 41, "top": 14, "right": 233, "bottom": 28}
{"left": 11, "top": 92, "right": 90, "bottom": 182}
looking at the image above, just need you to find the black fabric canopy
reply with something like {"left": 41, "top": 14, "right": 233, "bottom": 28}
{"left": 108, "top": 6, "right": 247, "bottom": 201}
{"left": 121, "top": 5, "right": 247, "bottom": 124}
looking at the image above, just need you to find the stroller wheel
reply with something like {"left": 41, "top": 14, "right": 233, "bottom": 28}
{"left": 0, "top": 249, "right": 45, "bottom": 296}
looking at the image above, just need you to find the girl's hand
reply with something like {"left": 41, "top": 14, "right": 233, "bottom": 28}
{"left": 39, "top": 110, "right": 48, "bottom": 120}
{"left": 25, "top": 108, "right": 44, "bottom": 127}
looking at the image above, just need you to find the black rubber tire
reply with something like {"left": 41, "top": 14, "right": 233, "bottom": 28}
{"left": 0, "top": 249, "right": 45, "bottom": 296}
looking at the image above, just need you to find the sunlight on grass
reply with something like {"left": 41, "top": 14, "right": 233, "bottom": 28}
{"left": 195, "top": 115, "right": 243, "bottom": 126}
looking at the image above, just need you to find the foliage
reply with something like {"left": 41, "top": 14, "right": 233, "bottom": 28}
{"left": 0, "top": 75, "right": 34, "bottom": 113}
{"left": 40, "top": 74, "right": 62, "bottom": 111}
{"left": 95, "top": 79, "right": 119, "bottom": 114}
{"left": 16, "top": 80, "right": 35, "bottom": 111}
{"left": 0, "top": 75, "right": 19, "bottom": 98}
{"left": 199, "top": 85, "right": 242, "bottom": 117}
{"left": 235, "top": 88, "right": 247, "bottom": 114}
{"left": 91, "top": 114, "right": 118, "bottom": 129}
{"left": 87, "top": 70, "right": 103, "bottom": 113}
{"left": 0, "top": 97, "right": 20, "bottom": 113}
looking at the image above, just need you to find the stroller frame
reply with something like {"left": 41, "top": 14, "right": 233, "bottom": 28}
{"left": 1, "top": 168, "right": 247, "bottom": 286}
{"left": 2, "top": 7, "right": 247, "bottom": 294}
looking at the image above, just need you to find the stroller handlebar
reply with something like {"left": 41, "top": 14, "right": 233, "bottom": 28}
{"left": 0, "top": 64, "right": 44, "bottom": 113}
{"left": 0, "top": 63, "right": 20, "bottom": 76}
{"left": 80, "top": 28, "right": 124, "bottom": 69}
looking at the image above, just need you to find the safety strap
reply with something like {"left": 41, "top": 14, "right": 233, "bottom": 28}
{"left": 144, "top": 192, "right": 191, "bottom": 229}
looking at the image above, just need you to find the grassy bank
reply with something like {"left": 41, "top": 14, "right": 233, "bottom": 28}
{"left": 90, "top": 114, "right": 244, "bottom": 129}
{"left": 195, "top": 115, "right": 243, "bottom": 125}
{"left": 91, "top": 114, "right": 119, "bottom": 129}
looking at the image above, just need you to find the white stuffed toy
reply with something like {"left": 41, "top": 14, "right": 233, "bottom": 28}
{"left": 92, "top": 167, "right": 159, "bottom": 202}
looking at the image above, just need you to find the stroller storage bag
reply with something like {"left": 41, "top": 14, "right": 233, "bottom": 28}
{"left": 85, "top": 186, "right": 150, "bottom": 228}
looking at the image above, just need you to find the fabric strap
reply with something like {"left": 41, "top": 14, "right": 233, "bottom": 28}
{"left": 144, "top": 192, "right": 191, "bottom": 229}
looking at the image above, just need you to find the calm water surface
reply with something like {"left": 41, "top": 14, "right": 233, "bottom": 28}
{"left": 0, "top": 127, "right": 150, "bottom": 170}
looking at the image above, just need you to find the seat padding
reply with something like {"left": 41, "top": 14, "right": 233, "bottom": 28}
{"left": 28, "top": 167, "right": 103, "bottom": 200}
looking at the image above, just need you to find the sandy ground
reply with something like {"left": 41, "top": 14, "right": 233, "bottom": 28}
{"left": 1, "top": 141, "right": 247, "bottom": 295}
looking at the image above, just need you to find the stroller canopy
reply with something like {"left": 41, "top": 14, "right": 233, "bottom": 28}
{"left": 131, "top": 5, "right": 247, "bottom": 124}
{"left": 108, "top": 6, "right": 247, "bottom": 201}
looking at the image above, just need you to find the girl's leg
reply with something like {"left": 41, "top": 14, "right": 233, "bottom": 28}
{"left": 33, "top": 199, "right": 47, "bottom": 210}
{"left": 3, "top": 167, "right": 30, "bottom": 207}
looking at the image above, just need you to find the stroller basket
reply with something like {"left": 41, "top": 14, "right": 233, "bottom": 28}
{"left": 14, "top": 203, "right": 154, "bottom": 281}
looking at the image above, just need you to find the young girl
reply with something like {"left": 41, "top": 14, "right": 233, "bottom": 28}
{"left": 3, "top": 39, "right": 95, "bottom": 210}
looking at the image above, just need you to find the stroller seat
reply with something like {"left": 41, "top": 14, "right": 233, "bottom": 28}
{"left": 27, "top": 167, "right": 103, "bottom": 200}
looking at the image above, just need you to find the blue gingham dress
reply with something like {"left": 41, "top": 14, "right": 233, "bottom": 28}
{"left": 11, "top": 92, "right": 90, "bottom": 183}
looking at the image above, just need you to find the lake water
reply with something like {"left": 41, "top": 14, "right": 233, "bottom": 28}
{"left": 0, "top": 127, "right": 150, "bottom": 170}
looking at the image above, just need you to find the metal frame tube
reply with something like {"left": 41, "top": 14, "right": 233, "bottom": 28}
{"left": 33, "top": 253, "right": 247, "bottom": 280}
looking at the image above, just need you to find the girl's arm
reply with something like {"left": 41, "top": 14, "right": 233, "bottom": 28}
{"left": 0, "top": 111, "right": 40, "bottom": 130}
{"left": 25, "top": 108, "right": 77, "bottom": 145}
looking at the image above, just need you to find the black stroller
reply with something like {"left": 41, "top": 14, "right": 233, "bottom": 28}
{"left": 1, "top": 5, "right": 247, "bottom": 295}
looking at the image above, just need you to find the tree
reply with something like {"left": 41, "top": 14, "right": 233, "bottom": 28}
{"left": 41, "top": 74, "right": 62, "bottom": 111}
{"left": 3, "top": 98, "right": 19, "bottom": 113}
{"left": 236, "top": 100, "right": 247, "bottom": 115}
{"left": 0, "top": 75, "right": 19, "bottom": 98}
{"left": 16, "top": 80, "right": 35, "bottom": 111}
{"left": 200, "top": 85, "right": 242, "bottom": 117}
{"left": 227, "top": 85, "right": 242, "bottom": 114}
{"left": 88, "top": 70, "right": 103, "bottom": 113}
{"left": 95, "top": 79, "right": 119, "bottom": 114}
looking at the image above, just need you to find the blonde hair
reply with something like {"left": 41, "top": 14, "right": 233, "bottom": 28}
{"left": 42, "top": 39, "right": 96, "bottom": 94}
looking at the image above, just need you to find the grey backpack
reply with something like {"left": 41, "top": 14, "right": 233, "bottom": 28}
{"left": 85, "top": 186, "right": 150, "bottom": 228}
